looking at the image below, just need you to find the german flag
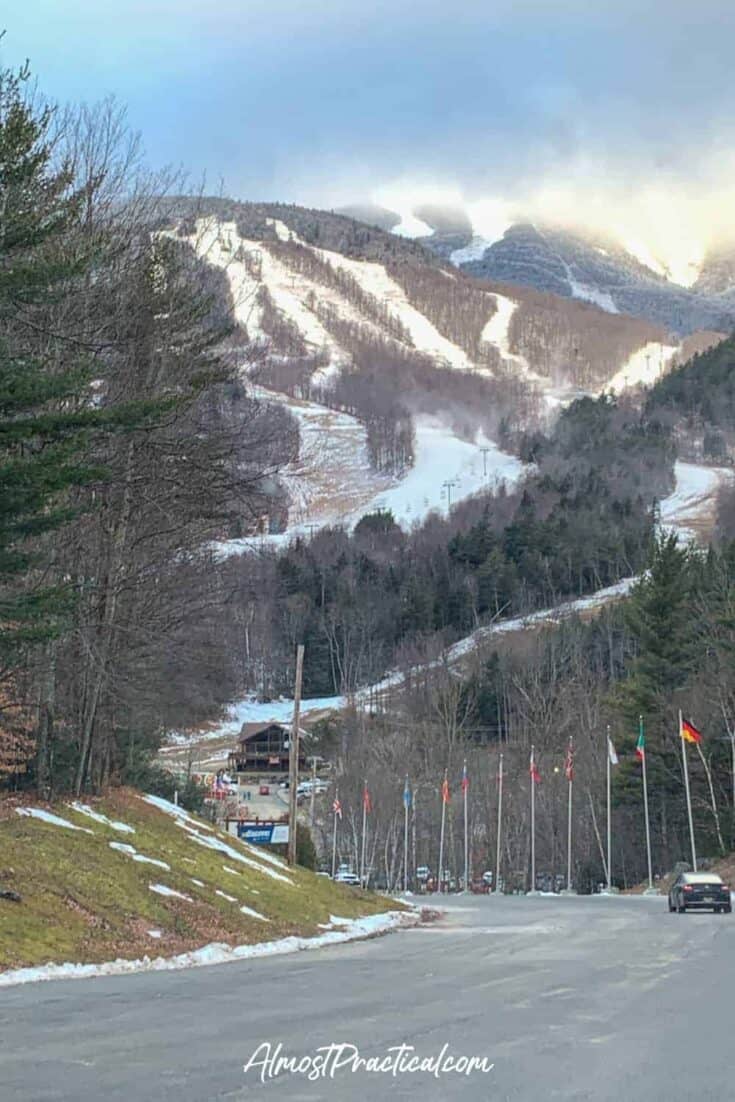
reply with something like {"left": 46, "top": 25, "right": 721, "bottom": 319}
{"left": 681, "top": 718, "right": 702, "bottom": 744}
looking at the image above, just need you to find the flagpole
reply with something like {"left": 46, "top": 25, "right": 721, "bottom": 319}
{"left": 640, "top": 717, "right": 653, "bottom": 891}
{"left": 331, "top": 789, "right": 339, "bottom": 879}
{"left": 403, "top": 776, "right": 409, "bottom": 893}
{"left": 679, "top": 710, "right": 698, "bottom": 871}
{"left": 567, "top": 738, "right": 573, "bottom": 892}
{"left": 495, "top": 752, "right": 503, "bottom": 894}
{"left": 438, "top": 771, "right": 447, "bottom": 894}
{"left": 360, "top": 780, "right": 368, "bottom": 888}
{"left": 463, "top": 759, "right": 469, "bottom": 892}
{"left": 530, "top": 745, "right": 536, "bottom": 893}
{"left": 606, "top": 726, "right": 612, "bottom": 892}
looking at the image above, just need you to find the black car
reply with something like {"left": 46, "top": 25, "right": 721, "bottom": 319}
{"left": 668, "top": 872, "right": 731, "bottom": 914}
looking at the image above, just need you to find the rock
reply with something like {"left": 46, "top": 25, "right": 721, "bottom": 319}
{"left": 0, "top": 889, "right": 22, "bottom": 903}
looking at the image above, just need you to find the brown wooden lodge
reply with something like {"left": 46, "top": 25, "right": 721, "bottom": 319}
{"left": 228, "top": 721, "right": 307, "bottom": 776}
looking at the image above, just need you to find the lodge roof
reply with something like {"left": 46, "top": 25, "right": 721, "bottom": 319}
{"left": 237, "top": 721, "right": 308, "bottom": 745}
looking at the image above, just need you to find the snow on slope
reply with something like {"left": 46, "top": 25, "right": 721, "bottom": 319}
{"left": 392, "top": 211, "right": 433, "bottom": 238}
{"left": 567, "top": 277, "right": 619, "bottom": 314}
{"left": 356, "top": 415, "right": 526, "bottom": 529}
{"left": 450, "top": 236, "right": 496, "bottom": 265}
{"left": 200, "top": 460, "right": 732, "bottom": 734}
{"left": 213, "top": 404, "right": 527, "bottom": 556}
{"left": 660, "top": 461, "right": 733, "bottom": 543}
{"left": 604, "top": 340, "right": 679, "bottom": 394}
{"left": 312, "top": 246, "right": 474, "bottom": 371}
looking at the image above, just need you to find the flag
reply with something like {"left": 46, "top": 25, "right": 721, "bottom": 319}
{"left": 635, "top": 721, "right": 645, "bottom": 762}
{"left": 402, "top": 777, "right": 412, "bottom": 809}
{"left": 362, "top": 784, "right": 372, "bottom": 813}
{"left": 607, "top": 736, "right": 619, "bottom": 765}
{"left": 529, "top": 750, "right": 541, "bottom": 784}
{"left": 332, "top": 795, "right": 342, "bottom": 819}
{"left": 564, "top": 739, "right": 574, "bottom": 782}
{"left": 461, "top": 761, "right": 469, "bottom": 794}
{"left": 681, "top": 718, "right": 702, "bottom": 745}
{"left": 441, "top": 774, "right": 450, "bottom": 803}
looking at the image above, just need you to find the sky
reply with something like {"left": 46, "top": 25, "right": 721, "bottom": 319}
{"left": 4, "top": 1, "right": 735, "bottom": 276}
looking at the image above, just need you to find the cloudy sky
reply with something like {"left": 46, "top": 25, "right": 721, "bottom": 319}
{"left": 5, "top": 1, "right": 735, "bottom": 269}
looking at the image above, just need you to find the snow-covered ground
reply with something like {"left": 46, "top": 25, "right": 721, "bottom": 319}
{"left": 450, "top": 236, "right": 494, "bottom": 265}
{"left": 213, "top": 406, "right": 527, "bottom": 555}
{"left": 174, "top": 458, "right": 732, "bottom": 755}
{"left": 391, "top": 211, "right": 433, "bottom": 238}
{"left": 350, "top": 415, "right": 526, "bottom": 529}
{"left": 0, "top": 911, "right": 414, "bottom": 989}
{"left": 604, "top": 341, "right": 679, "bottom": 394}
{"left": 660, "top": 461, "right": 733, "bottom": 543}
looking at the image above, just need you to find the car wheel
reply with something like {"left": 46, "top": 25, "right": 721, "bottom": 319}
{"left": 677, "top": 901, "right": 686, "bottom": 913}
{"left": 725, "top": 906, "right": 732, "bottom": 914}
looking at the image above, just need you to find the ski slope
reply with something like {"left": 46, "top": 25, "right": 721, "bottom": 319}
{"left": 213, "top": 405, "right": 527, "bottom": 556}
{"left": 178, "top": 459, "right": 732, "bottom": 755}
{"left": 604, "top": 340, "right": 679, "bottom": 394}
{"left": 355, "top": 415, "right": 525, "bottom": 529}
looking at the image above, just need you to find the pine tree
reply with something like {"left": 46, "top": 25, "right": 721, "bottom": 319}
{"left": 0, "top": 63, "right": 99, "bottom": 663}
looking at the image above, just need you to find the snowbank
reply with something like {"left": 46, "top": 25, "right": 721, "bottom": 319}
{"left": 0, "top": 911, "right": 414, "bottom": 988}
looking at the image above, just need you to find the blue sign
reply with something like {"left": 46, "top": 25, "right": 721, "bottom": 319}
{"left": 238, "top": 824, "right": 274, "bottom": 844}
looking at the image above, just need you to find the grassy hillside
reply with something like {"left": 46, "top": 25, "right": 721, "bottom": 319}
{"left": 0, "top": 790, "right": 399, "bottom": 972}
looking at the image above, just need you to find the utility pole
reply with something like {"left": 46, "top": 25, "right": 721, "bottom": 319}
{"left": 442, "top": 479, "right": 457, "bottom": 513}
{"left": 287, "top": 644, "right": 304, "bottom": 866}
{"left": 480, "top": 446, "right": 490, "bottom": 478}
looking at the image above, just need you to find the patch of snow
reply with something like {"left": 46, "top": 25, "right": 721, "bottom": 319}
{"left": 660, "top": 461, "right": 734, "bottom": 544}
{"left": 604, "top": 341, "right": 678, "bottom": 394}
{"left": 15, "top": 808, "right": 94, "bottom": 834}
{"left": 623, "top": 237, "right": 668, "bottom": 278}
{"left": 241, "top": 904, "right": 270, "bottom": 921}
{"left": 450, "top": 236, "right": 495, "bottom": 265}
{"left": 567, "top": 278, "right": 619, "bottom": 314}
{"left": 109, "top": 842, "right": 170, "bottom": 871}
{"left": 480, "top": 294, "right": 547, "bottom": 385}
{"left": 69, "top": 802, "right": 135, "bottom": 833}
{"left": 191, "top": 879, "right": 205, "bottom": 887}
{"left": 177, "top": 820, "right": 295, "bottom": 885}
{"left": 148, "top": 930, "right": 162, "bottom": 939}
{"left": 0, "top": 911, "right": 414, "bottom": 988}
{"left": 216, "top": 890, "right": 238, "bottom": 903}
{"left": 266, "top": 217, "right": 296, "bottom": 243}
{"left": 353, "top": 415, "right": 526, "bottom": 529}
{"left": 391, "top": 212, "right": 433, "bottom": 238}
{"left": 312, "top": 248, "right": 473, "bottom": 370}
{"left": 140, "top": 794, "right": 215, "bottom": 831}
{"left": 222, "top": 865, "right": 241, "bottom": 876}
{"left": 149, "top": 884, "right": 192, "bottom": 902}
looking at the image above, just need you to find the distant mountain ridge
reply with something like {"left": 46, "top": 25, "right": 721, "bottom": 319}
{"left": 333, "top": 199, "right": 735, "bottom": 337}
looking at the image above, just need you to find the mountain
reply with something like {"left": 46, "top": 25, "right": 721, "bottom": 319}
{"left": 451, "top": 224, "right": 735, "bottom": 337}
{"left": 165, "top": 196, "right": 715, "bottom": 397}
{"left": 337, "top": 196, "right": 735, "bottom": 336}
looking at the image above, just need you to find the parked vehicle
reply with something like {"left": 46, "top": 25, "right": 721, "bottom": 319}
{"left": 668, "top": 872, "right": 731, "bottom": 913}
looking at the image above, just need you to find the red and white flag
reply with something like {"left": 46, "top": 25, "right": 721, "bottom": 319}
{"left": 332, "top": 795, "right": 342, "bottom": 819}
{"left": 529, "top": 749, "right": 541, "bottom": 784}
{"left": 565, "top": 738, "right": 574, "bottom": 782}
{"left": 362, "top": 784, "right": 372, "bottom": 813}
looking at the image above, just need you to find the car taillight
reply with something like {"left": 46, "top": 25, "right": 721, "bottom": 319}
{"left": 683, "top": 885, "right": 693, "bottom": 892}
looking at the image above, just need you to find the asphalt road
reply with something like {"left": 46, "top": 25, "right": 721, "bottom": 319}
{"left": 2, "top": 893, "right": 734, "bottom": 1102}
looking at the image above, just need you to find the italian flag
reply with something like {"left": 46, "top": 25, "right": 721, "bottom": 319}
{"left": 636, "top": 718, "right": 645, "bottom": 761}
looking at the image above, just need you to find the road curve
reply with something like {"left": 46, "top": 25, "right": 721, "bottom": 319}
{"left": 2, "top": 893, "right": 734, "bottom": 1101}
